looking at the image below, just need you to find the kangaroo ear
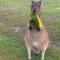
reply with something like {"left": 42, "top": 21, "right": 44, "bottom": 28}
{"left": 32, "top": 1, "right": 34, "bottom": 4}
{"left": 38, "top": 1, "right": 41, "bottom": 5}
{"left": 32, "top": 0, "right": 35, "bottom": 4}
{"left": 39, "top": 0, "right": 42, "bottom": 4}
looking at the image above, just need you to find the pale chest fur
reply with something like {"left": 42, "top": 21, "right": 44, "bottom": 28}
{"left": 28, "top": 29, "right": 49, "bottom": 49}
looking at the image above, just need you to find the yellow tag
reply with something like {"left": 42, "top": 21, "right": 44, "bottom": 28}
{"left": 35, "top": 13, "right": 42, "bottom": 29}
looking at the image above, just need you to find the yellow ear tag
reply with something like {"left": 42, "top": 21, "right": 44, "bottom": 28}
{"left": 35, "top": 12, "right": 42, "bottom": 29}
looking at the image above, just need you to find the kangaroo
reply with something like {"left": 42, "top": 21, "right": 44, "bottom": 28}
{"left": 24, "top": 0, "right": 49, "bottom": 60}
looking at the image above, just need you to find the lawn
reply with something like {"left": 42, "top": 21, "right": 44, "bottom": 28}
{"left": 0, "top": 0, "right": 60, "bottom": 60}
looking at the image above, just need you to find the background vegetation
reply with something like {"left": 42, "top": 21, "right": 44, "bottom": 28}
{"left": 0, "top": 0, "right": 60, "bottom": 60}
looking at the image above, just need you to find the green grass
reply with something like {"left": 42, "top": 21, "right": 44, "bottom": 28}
{"left": 0, "top": 35, "right": 60, "bottom": 60}
{"left": 0, "top": 0, "right": 60, "bottom": 60}
{"left": 46, "top": 22, "right": 60, "bottom": 41}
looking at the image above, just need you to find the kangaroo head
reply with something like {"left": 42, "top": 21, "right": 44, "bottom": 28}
{"left": 31, "top": 1, "right": 41, "bottom": 13}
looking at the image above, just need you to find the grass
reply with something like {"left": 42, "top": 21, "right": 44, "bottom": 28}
{"left": 0, "top": 35, "right": 60, "bottom": 60}
{"left": 0, "top": 0, "right": 60, "bottom": 60}
{"left": 46, "top": 22, "right": 60, "bottom": 41}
